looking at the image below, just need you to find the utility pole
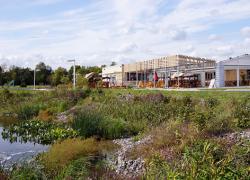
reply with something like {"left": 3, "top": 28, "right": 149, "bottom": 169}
{"left": 68, "top": 60, "right": 76, "bottom": 89}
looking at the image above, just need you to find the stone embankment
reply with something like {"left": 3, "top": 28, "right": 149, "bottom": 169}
{"left": 109, "top": 136, "right": 151, "bottom": 178}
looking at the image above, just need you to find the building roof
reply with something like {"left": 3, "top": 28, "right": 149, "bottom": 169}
{"left": 220, "top": 54, "right": 250, "bottom": 66}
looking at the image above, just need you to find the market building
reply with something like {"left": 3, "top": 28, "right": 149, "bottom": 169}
{"left": 101, "top": 54, "right": 250, "bottom": 88}
{"left": 216, "top": 54, "right": 250, "bottom": 87}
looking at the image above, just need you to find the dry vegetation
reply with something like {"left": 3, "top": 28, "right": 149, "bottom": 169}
{"left": 0, "top": 88, "right": 249, "bottom": 179}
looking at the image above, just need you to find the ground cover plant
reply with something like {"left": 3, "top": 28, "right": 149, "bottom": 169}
{"left": 0, "top": 88, "right": 249, "bottom": 179}
{"left": 1, "top": 120, "right": 78, "bottom": 144}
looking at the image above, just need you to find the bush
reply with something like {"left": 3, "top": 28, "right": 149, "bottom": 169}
{"left": 234, "top": 96, "right": 250, "bottom": 128}
{"left": 16, "top": 104, "right": 45, "bottom": 120}
{"left": 100, "top": 117, "right": 130, "bottom": 139}
{"left": 56, "top": 157, "right": 90, "bottom": 179}
{"left": 179, "top": 140, "right": 249, "bottom": 179}
{"left": 205, "top": 97, "right": 219, "bottom": 108}
{"left": 72, "top": 110, "right": 132, "bottom": 139}
{"left": 2, "top": 88, "right": 12, "bottom": 98}
{"left": 20, "top": 82, "right": 27, "bottom": 87}
{"left": 58, "top": 101, "right": 68, "bottom": 112}
{"left": 37, "top": 109, "right": 53, "bottom": 122}
{"left": 72, "top": 110, "right": 102, "bottom": 138}
{"left": 39, "top": 138, "right": 109, "bottom": 177}
{"left": 10, "top": 164, "right": 46, "bottom": 180}
{"left": 150, "top": 121, "right": 199, "bottom": 152}
{"left": 144, "top": 154, "right": 179, "bottom": 179}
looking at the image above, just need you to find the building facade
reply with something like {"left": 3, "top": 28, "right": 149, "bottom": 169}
{"left": 216, "top": 54, "right": 250, "bottom": 87}
{"left": 122, "top": 55, "right": 216, "bottom": 88}
{"left": 102, "top": 54, "right": 250, "bottom": 88}
{"left": 102, "top": 65, "right": 123, "bottom": 87}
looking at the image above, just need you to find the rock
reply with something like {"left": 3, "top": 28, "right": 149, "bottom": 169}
{"left": 221, "top": 129, "right": 250, "bottom": 143}
{"left": 107, "top": 136, "right": 152, "bottom": 178}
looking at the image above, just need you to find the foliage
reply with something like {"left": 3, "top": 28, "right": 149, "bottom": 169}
{"left": 151, "top": 121, "right": 199, "bottom": 152}
{"left": 51, "top": 67, "right": 68, "bottom": 86}
{"left": 0, "top": 62, "right": 101, "bottom": 86}
{"left": 37, "top": 109, "right": 53, "bottom": 122}
{"left": 39, "top": 138, "right": 111, "bottom": 177}
{"left": 1, "top": 89, "right": 250, "bottom": 179}
{"left": 55, "top": 157, "right": 90, "bottom": 179}
{"left": 76, "top": 75, "right": 88, "bottom": 88}
{"left": 234, "top": 95, "right": 250, "bottom": 128}
{"left": 144, "top": 140, "right": 249, "bottom": 180}
{"left": 1, "top": 120, "right": 78, "bottom": 144}
{"left": 144, "top": 154, "right": 179, "bottom": 179}
{"left": 72, "top": 110, "right": 132, "bottom": 139}
{"left": 15, "top": 103, "right": 45, "bottom": 120}
{"left": 10, "top": 163, "right": 46, "bottom": 180}
{"left": 179, "top": 140, "right": 249, "bottom": 179}
{"left": 0, "top": 166, "right": 8, "bottom": 180}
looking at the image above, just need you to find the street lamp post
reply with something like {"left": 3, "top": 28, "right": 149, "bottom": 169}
{"left": 68, "top": 60, "right": 76, "bottom": 89}
{"left": 33, "top": 68, "right": 40, "bottom": 90}
{"left": 34, "top": 68, "right": 36, "bottom": 90}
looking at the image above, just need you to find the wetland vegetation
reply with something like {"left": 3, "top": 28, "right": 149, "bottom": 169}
{"left": 0, "top": 88, "right": 249, "bottom": 179}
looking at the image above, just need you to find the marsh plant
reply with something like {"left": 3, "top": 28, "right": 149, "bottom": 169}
{"left": 2, "top": 120, "right": 78, "bottom": 144}
{"left": 1, "top": 89, "right": 250, "bottom": 179}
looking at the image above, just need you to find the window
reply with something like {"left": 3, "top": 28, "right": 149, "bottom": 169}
{"left": 247, "top": 70, "right": 250, "bottom": 80}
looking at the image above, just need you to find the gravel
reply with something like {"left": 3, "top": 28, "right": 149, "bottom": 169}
{"left": 108, "top": 136, "right": 152, "bottom": 178}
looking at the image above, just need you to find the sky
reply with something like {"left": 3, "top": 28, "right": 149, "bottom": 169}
{"left": 0, "top": 0, "right": 250, "bottom": 69}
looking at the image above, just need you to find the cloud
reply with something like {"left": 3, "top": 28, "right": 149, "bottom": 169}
{"left": 208, "top": 34, "right": 222, "bottom": 41}
{"left": 214, "top": 45, "right": 234, "bottom": 56}
{"left": 0, "top": 0, "right": 250, "bottom": 68}
{"left": 241, "top": 26, "right": 250, "bottom": 37}
{"left": 169, "top": 28, "right": 187, "bottom": 41}
{"left": 117, "top": 42, "right": 139, "bottom": 53}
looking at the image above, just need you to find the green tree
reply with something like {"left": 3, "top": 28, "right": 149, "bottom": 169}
{"left": 35, "top": 62, "right": 52, "bottom": 85}
{"left": 51, "top": 67, "right": 68, "bottom": 86}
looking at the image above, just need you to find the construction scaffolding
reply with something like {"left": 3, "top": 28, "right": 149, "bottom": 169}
{"left": 123, "top": 55, "right": 216, "bottom": 88}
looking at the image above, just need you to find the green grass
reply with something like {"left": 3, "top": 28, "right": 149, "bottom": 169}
{"left": 1, "top": 88, "right": 250, "bottom": 179}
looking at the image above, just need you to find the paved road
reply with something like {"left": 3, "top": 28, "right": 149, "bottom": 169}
{"left": 1, "top": 87, "right": 54, "bottom": 91}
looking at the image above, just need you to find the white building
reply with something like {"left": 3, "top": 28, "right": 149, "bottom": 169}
{"left": 102, "top": 65, "right": 123, "bottom": 87}
{"left": 216, "top": 54, "right": 250, "bottom": 88}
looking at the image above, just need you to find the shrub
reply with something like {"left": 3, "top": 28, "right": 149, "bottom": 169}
{"left": 10, "top": 164, "right": 46, "bottom": 180}
{"left": 72, "top": 110, "right": 132, "bottom": 139}
{"left": 180, "top": 140, "right": 249, "bottom": 179}
{"left": 20, "top": 82, "right": 27, "bottom": 87}
{"left": 58, "top": 101, "right": 68, "bottom": 112}
{"left": 39, "top": 138, "right": 110, "bottom": 177}
{"left": 37, "top": 109, "right": 53, "bottom": 122}
{"left": 56, "top": 157, "right": 90, "bottom": 179}
{"left": 72, "top": 110, "right": 102, "bottom": 138}
{"left": 205, "top": 97, "right": 219, "bottom": 108}
{"left": 100, "top": 117, "right": 130, "bottom": 139}
{"left": 139, "top": 93, "right": 166, "bottom": 103}
{"left": 16, "top": 104, "right": 45, "bottom": 120}
{"left": 144, "top": 153, "right": 179, "bottom": 179}
{"left": 151, "top": 121, "right": 199, "bottom": 152}
{"left": 234, "top": 96, "right": 250, "bottom": 128}
{"left": 2, "top": 88, "right": 12, "bottom": 98}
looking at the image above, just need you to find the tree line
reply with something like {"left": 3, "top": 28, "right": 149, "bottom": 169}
{"left": 0, "top": 62, "right": 102, "bottom": 87}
